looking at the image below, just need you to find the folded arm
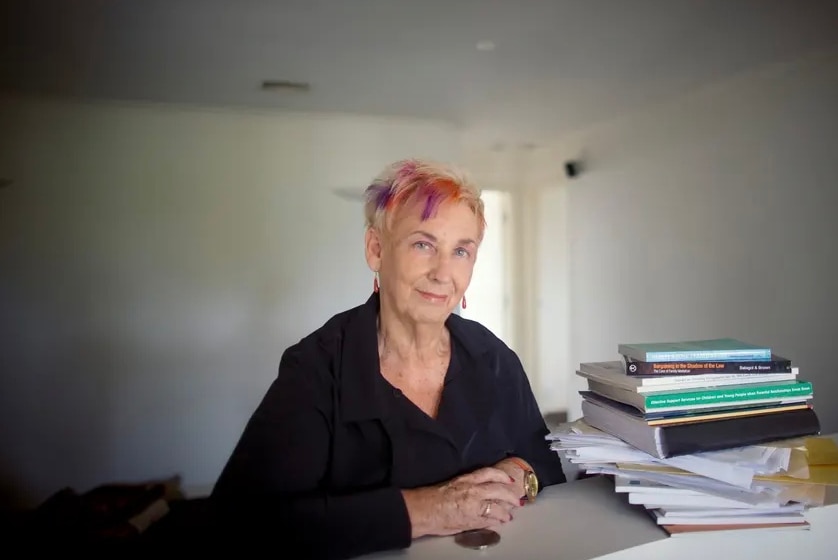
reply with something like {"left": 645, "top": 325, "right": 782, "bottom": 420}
{"left": 210, "top": 347, "right": 411, "bottom": 559}
{"left": 496, "top": 350, "right": 567, "bottom": 491}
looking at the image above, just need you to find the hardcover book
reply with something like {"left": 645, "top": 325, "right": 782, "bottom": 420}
{"left": 624, "top": 355, "right": 792, "bottom": 376}
{"left": 579, "top": 390, "right": 811, "bottom": 426}
{"left": 618, "top": 338, "right": 772, "bottom": 363}
{"left": 580, "top": 396, "right": 821, "bottom": 458}
{"left": 578, "top": 361, "right": 798, "bottom": 394}
{"left": 585, "top": 378, "right": 813, "bottom": 413}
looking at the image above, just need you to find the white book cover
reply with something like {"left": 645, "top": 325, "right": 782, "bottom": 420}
{"left": 577, "top": 361, "right": 797, "bottom": 394}
{"left": 653, "top": 509, "right": 806, "bottom": 525}
{"left": 629, "top": 492, "right": 780, "bottom": 509}
{"left": 657, "top": 504, "right": 804, "bottom": 517}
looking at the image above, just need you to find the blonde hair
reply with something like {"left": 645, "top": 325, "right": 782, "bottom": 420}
{"left": 363, "top": 159, "right": 486, "bottom": 239}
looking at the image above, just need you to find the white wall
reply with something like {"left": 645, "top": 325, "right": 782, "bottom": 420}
{"left": 533, "top": 47, "right": 838, "bottom": 429}
{"left": 460, "top": 190, "right": 513, "bottom": 348}
{"left": 460, "top": 146, "right": 553, "bottom": 409}
{"left": 0, "top": 95, "right": 460, "bottom": 508}
{"left": 4, "top": 43, "right": 836, "bottom": 509}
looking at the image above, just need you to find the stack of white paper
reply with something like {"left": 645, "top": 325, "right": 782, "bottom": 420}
{"left": 548, "top": 420, "right": 827, "bottom": 536}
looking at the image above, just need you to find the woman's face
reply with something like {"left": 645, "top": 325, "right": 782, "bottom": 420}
{"left": 366, "top": 199, "right": 480, "bottom": 325}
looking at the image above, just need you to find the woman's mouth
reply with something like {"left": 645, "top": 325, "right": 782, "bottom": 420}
{"left": 417, "top": 290, "right": 448, "bottom": 303}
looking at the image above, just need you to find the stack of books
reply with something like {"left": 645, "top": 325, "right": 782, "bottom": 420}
{"left": 551, "top": 337, "right": 832, "bottom": 536}
{"left": 578, "top": 338, "right": 819, "bottom": 458}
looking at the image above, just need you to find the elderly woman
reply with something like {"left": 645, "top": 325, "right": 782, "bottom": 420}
{"left": 210, "top": 159, "right": 565, "bottom": 558}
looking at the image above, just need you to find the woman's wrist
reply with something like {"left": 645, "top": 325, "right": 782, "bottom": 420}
{"left": 401, "top": 488, "right": 432, "bottom": 539}
{"left": 505, "top": 457, "right": 538, "bottom": 502}
{"left": 495, "top": 457, "right": 530, "bottom": 498}
{"left": 506, "top": 457, "right": 533, "bottom": 477}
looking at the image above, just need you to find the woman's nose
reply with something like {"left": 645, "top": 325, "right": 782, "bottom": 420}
{"left": 429, "top": 254, "right": 453, "bottom": 282}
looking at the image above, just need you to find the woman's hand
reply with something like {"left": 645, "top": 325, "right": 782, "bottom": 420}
{"left": 492, "top": 457, "right": 531, "bottom": 500}
{"left": 401, "top": 467, "right": 522, "bottom": 538}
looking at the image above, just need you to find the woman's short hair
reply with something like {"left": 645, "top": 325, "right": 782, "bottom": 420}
{"left": 363, "top": 159, "right": 486, "bottom": 240}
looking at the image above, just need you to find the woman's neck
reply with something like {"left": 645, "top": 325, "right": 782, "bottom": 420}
{"left": 377, "top": 303, "right": 449, "bottom": 365}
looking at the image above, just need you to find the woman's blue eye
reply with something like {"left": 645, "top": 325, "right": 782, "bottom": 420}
{"left": 455, "top": 248, "right": 470, "bottom": 258}
{"left": 414, "top": 241, "right": 431, "bottom": 250}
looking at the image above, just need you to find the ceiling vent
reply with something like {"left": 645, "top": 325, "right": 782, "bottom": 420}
{"left": 260, "top": 80, "right": 311, "bottom": 92}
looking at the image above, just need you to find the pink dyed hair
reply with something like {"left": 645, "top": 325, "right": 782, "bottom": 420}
{"left": 363, "top": 159, "right": 486, "bottom": 240}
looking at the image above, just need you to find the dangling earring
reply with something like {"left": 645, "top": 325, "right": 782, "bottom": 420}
{"left": 461, "top": 295, "right": 467, "bottom": 309}
{"left": 373, "top": 273, "right": 379, "bottom": 293}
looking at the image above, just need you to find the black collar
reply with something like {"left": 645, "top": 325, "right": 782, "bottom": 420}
{"left": 338, "top": 293, "right": 390, "bottom": 423}
{"left": 338, "top": 292, "right": 495, "bottom": 426}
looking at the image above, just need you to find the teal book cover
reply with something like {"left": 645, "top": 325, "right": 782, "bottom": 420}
{"left": 618, "top": 338, "right": 772, "bottom": 363}
{"left": 643, "top": 380, "right": 813, "bottom": 410}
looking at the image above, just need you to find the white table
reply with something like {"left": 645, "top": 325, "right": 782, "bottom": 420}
{"left": 358, "top": 475, "right": 838, "bottom": 560}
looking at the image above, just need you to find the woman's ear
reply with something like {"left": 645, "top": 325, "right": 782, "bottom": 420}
{"left": 364, "top": 227, "right": 383, "bottom": 272}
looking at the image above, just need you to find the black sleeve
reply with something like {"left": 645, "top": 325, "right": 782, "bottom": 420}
{"left": 502, "top": 349, "right": 567, "bottom": 488}
{"left": 210, "top": 344, "right": 412, "bottom": 559}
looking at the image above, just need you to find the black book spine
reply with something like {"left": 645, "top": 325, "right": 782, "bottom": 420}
{"left": 624, "top": 355, "right": 792, "bottom": 376}
{"left": 659, "top": 408, "right": 820, "bottom": 458}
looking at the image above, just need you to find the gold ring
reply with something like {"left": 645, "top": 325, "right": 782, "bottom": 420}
{"left": 482, "top": 502, "right": 492, "bottom": 517}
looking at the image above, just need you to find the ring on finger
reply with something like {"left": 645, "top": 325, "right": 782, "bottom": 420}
{"left": 481, "top": 501, "right": 492, "bottom": 517}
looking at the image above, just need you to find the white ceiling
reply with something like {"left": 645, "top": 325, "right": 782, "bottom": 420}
{"left": 3, "top": 0, "right": 838, "bottom": 145}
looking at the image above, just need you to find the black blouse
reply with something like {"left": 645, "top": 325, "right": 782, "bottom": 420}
{"left": 210, "top": 293, "right": 566, "bottom": 559}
